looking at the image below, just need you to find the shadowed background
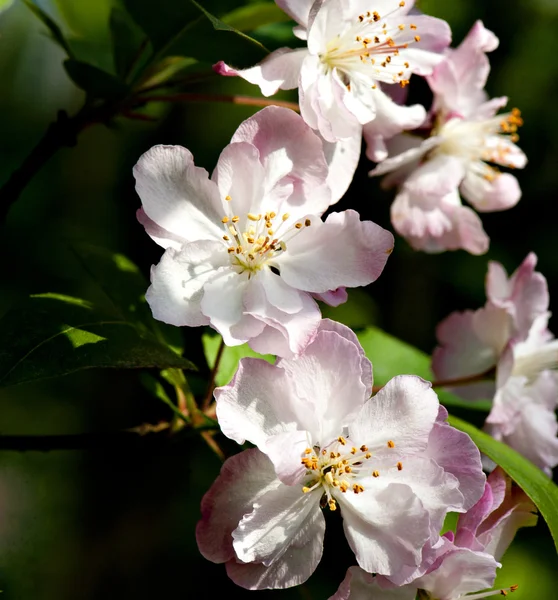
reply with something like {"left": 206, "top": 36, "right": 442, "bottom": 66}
{"left": 0, "top": 0, "right": 556, "bottom": 597}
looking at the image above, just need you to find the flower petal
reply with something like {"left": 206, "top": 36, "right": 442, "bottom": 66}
{"left": 277, "top": 328, "right": 370, "bottom": 442}
{"left": 133, "top": 145, "right": 223, "bottom": 243}
{"left": 226, "top": 498, "right": 325, "bottom": 589}
{"left": 460, "top": 170, "right": 521, "bottom": 212}
{"left": 215, "top": 357, "right": 312, "bottom": 449}
{"left": 146, "top": 241, "right": 228, "bottom": 327}
{"left": 276, "top": 210, "right": 394, "bottom": 294}
{"left": 213, "top": 48, "right": 307, "bottom": 96}
{"left": 349, "top": 376, "right": 439, "bottom": 455}
{"left": 339, "top": 482, "right": 429, "bottom": 577}
{"left": 232, "top": 483, "right": 323, "bottom": 565}
{"left": 321, "top": 132, "right": 363, "bottom": 203}
{"left": 231, "top": 106, "right": 332, "bottom": 216}
{"left": 136, "top": 207, "right": 184, "bottom": 250}
{"left": 196, "top": 448, "right": 282, "bottom": 564}
{"left": 331, "top": 567, "right": 416, "bottom": 600}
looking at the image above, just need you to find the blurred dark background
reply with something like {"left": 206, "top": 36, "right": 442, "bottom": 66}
{"left": 0, "top": 0, "right": 556, "bottom": 597}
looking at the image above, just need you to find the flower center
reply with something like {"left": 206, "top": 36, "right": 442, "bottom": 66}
{"left": 219, "top": 195, "right": 311, "bottom": 277}
{"left": 435, "top": 109, "right": 523, "bottom": 177}
{"left": 319, "top": 2, "right": 418, "bottom": 89}
{"left": 300, "top": 436, "right": 402, "bottom": 511}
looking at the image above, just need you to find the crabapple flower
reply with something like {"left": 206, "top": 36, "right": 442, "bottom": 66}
{"left": 331, "top": 468, "right": 536, "bottom": 600}
{"left": 367, "top": 21, "right": 526, "bottom": 255}
{"left": 134, "top": 107, "right": 394, "bottom": 358}
{"left": 196, "top": 320, "right": 485, "bottom": 589}
{"left": 433, "top": 253, "right": 558, "bottom": 473}
{"left": 215, "top": 1, "right": 451, "bottom": 196}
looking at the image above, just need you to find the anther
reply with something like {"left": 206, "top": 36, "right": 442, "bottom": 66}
{"left": 304, "top": 219, "right": 311, "bottom": 227}
{"left": 295, "top": 223, "right": 302, "bottom": 229}
{"left": 353, "top": 484, "right": 364, "bottom": 494}
{"left": 227, "top": 247, "right": 235, "bottom": 254}
{"left": 387, "top": 440, "right": 395, "bottom": 448}
{"left": 225, "top": 195, "right": 231, "bottom": 201}
{"left": 282, "top": 213, "right": 289, "bottom": 221}
{"left": 397, "top": 462, "right": 403, "bottom": 471}
{"left": 222, "top": 235, "right": 229, "bottom": 241}
{"left": 365, "top": 452, "right": 372, "bottom": 459}
{"left": 345, "top": 466, "right": 352, "bottom": 473}
{"left": 328, "top": 498, "right": 337, "bottom": 511}
{"left": 373, "top": 11, "right": 380, "bottom": 21}
{"left": 221, "top": 216, "right": 229, "bottom": 223}
{"left": 372, "top": 470, "right": 380, "bottom": 478}
{"left": 302, "top": 486, "right": 311, "bottom": 493}
{"left": 247, "top": 213, "right": 260, "bottom": 221}
{"left": 231, "top": 216, "right": 240, "bottom": 223}
{"left": 410, "top": 24, "right": 417, "bottom": 29}
{"left": 399, "top": 1, "right": 405, "bottom": 6}
{"left": 338, "top": 436, "right": 347, "bottom": 445}
{"left": 351, "top": 447, "right": 357, "bottom": 455}
{"left": 414, "top": 35, "right": 421, "bottom": 42}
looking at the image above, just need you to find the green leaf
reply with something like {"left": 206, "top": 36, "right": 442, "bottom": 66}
{"left": 123, "top": 0, "right": 267, "bottom": 67}
{"left": 71, "top": 243, "right": 183, "bottom": 354}
{"left": 357, "top": 326, "right": 492, "bottom": 412}
{"left": 221, "top": 2, "right": 292, "bottom": 32}
{"left": 0, "top": 0, "right": 14, "bottom": 14}
{"left": 22, "top": 0, "right": 74, "bottom": 58}
{"left": 64, "top": 59, "right": 129, "bottom": 99}
{"left": 202, "top": 332, "right": 273, "bottom": 387}
{"left": 0, "top": 294, "right": 194, "bottom": 388}
{"left": 109, "top": 6, "right": 150, "bottom": 80}
{"left": 448, "top": 414, "right": 558, "bottom": 553}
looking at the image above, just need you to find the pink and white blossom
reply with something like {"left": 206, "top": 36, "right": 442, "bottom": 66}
{"left": 331, "top": 468, "right": 536, "bottom": 600}
{"left": 433, "top": 253, "right": 558, "bottom": 473}
{"left": 196, "top": 320, "right": 484, "bottom": 589}
{"left": 215, "top": 1, "right": 451, "bottom": 196}
{"left": 134, "top": 107, "right": 394, "bottom": 357}
{"left": 367, "top": 21, "right": 526, "bottom": 255}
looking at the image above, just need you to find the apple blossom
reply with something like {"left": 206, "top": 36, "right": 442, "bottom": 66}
{"left": 367, "top": 21, "right": 526, "bottom": 255}
{"left": 214, "top": 1, "right": 451, "bottom": 196}
{"left": 331, "top": 468, "right": 536, "bottom": 600}
{"left": 432, "top": 253, "right": 558, "bottom": 473}
{"left": 196, "top": 320, "right": 485, "bottom": 589}
{"left": 134, "top": 107, "right": 394, "bottom": 357}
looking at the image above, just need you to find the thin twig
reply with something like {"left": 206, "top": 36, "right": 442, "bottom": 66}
{"left": 202, "top": 337, "right": 226, "bottom": 411}
{"left": 136, "top": 92, "right": 300, "bottom": 112}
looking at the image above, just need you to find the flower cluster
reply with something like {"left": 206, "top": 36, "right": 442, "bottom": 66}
{"left": 131, "top": 0, "right": 552, "bottom": 595}
{"left": 433, "top": 253, "right": 558, "bottom": 474}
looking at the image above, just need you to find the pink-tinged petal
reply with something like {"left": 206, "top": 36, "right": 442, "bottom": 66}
{"left": 146, "top": 242, "right": 228, "bottom": 327}
{"left": 392, "top": 188, "right": 490, "bottom": 255}
{"left": 476, "top": 469, "right": 538, "bottom": 560}
{"left": 474, "top": 96, "right": 509, "bottom": 120}
{"left": 313, "top": 287, "right": 349, "bottom": 307}
{"left": 298, "top": 54, "right": 321, "bottom": 131}
{"left": 416, "top": 548, "right": 499, "bottom": 599}
{"left": 362, "top": 89, "right": 427, "bottom": 162}
{"left": 226, "top": 499, "right": 325, "bottom": 589}
{"left": 244, "top": 278, "right": 321, "bottom": 357}
{"left": 133, "top": 145, "right": 223, "bottom": 243}
{"left": 212, "top": 142, "right": 265, "bottom": 218}
{"left": 361, "top": 457, "right": 464, "bottom": 534}
{"left": 259, "top": 268, "right": 304, "bottom": 314}
{"left": 318, "top": 70, "right": 364, "bottom": 142}
{"left": 486, "top": 253, "right": 550, "bottom": 338}
{"left": 339, "top": 482, "right": 429, "bottom": 577}
{"left": 483, "top": 135, "right": 527, "bottom": 169}
{"left": 231, "top": 483, "right": 323, "bottom": 565}
{"left": 349, "top": 376, "right": 439, "bottom": 455}
{"left": 402, "top": 14, "right": 452, "bottom": 55}
{"left": 428, "top": 21, "right": 498, "bottom": 117}
{"left": 213, "top": 48, "right": 307, "bottom": 96}
{"left": 276, "top": 210, "right": 394, "bottom": 294}
{"left": 322, "top": 132, "right": 363, "bottom": 203}
{"left": 196, "top": 448, "right": 282, "bottom": 564}
{"left": 277, "top": 329, "right": 370, "bottom": 442}
{"left": 342, "top": 73, "right": 378, "bottom": 125}
{"left": 330, "top": 567, "right": 416, "bottom": 600}
{"left": 200, "top": 270, "right": 251, "bottom": 345}
{"left": 136, "top": 207, "right": 184, "bottom": 250}
{"left": 215, "top": 358, "right": 308, "bottom": 448}
{"left": 432, "top": 307, "right": 508, "bottom": 380}
{"left": 461, "top": 170, "right": 521, "bottom": 212}
{"left": 232, "top": 106, "right": 332, "bottom": 216}
{"left": 424, "top": 421, "right": 485, "bottom": 511}
{"left": 265, "top": 430, "right": 311, "bottom": 485}
{"left": 404, "top": 154, "right": 466, "bottom": 197}
{"left": 369, "top": 135, "right": 437, "bottom": 181}
{"left": 316, "top": 318, "right": 373, "bottom": 398}
{"left": 276, "top": 0, "right": 316, "bottom": 27}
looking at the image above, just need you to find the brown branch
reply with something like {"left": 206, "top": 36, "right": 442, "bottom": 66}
{"left": 202, "top": 337, "right": 226, "bottom": 411}
{"left": 136, "top": 92, "right": 300, "bottom": 112}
